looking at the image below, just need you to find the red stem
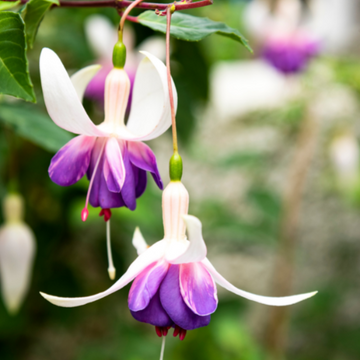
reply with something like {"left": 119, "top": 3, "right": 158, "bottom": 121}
{"left": 166, "top": 5, "right": 178, "bottom": 153}
{"left": 4, "top": 0, "right": 213, "bottom": 10}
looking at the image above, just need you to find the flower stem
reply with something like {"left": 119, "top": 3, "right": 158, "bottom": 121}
{"left": 166, "top": 5, "right": 178, "bottom": 154}
{"left": 159, "top": 336, "right": 166, "bottom": 360}
{"left": 106, "top": 219, "right": 116, "bottom": 280}
{"left": 119, "top": 0, "right": 144, "bottom": 34}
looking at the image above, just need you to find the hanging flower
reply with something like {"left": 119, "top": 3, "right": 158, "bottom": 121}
{"left": 245, "top": 0, "right": 319, "bottom": 74}
{"left": 40, "top": 48, "right": 177, "bottom": 220}
{"left": 40, "top": 181, "right": 317, "bottom": 339}
{"left": 0, "top": 194, "right": 36, "bottom": 314}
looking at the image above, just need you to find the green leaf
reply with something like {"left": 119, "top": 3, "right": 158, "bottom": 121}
{"left": 0, "top": 103, "right": 73, "bottom": 152}
{"left": 0, "top": 12, "right": 35, "bottom": 102}
{"left": 137, "top": 11, "right": 252, "bottom": 52}
{"left": 0, "top": 1, "right": 20, "bottom": 11}
{"left": 23, "top": 0, "right": 59, "bottom": 48}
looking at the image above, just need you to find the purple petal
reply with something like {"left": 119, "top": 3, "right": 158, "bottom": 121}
{"left": 159, "top": 265, "right": 211, "bottom": 330}
{"left": 130, "top": 290, "right": 173, "bottom": 327}
{"left": 128, "top": 141, "right": 163, "bottom": 190}
{"left": 133, "top": 165, "right": 147, "bottom": 198}
{"left": 179, "top": 262, "right": 218, "bottom": 316}
{"left": 128, "top": 260, "right": 170, "bottom": 311}
{"left": 88, "top": 138, "right": 125, "bottom": 209}
{"left": 103, "top": 138, "right": 125, "bottom": 193}
{"left": 49, "top": 135, "right": 96, "bottom": 186}
{"left": 120, "top": 143, "right": 136, "bottom": 210}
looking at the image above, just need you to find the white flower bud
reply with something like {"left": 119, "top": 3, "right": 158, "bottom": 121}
{"left": 0, "top": 194, "right": 36, "bottom": 314}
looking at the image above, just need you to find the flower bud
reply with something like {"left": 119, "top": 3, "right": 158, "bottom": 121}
{"left": 0, "top": 194, "right": 36, "bottom": 314}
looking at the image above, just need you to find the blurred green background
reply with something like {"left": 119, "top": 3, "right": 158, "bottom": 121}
{"left": 1, "top": 0, "right": 360, "bottom": 359}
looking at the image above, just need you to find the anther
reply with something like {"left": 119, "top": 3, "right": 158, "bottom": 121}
{"left": 173, "top": 326, "right": 180, "bottom": 337}
{"left": 179, "top": 329, "right": 187, "bottom": 341}
{"left": 155, "top": 326, "right": 162, "bottom": 337}
{"left": 99, "top": 208, "right": 112, "bottom": 222}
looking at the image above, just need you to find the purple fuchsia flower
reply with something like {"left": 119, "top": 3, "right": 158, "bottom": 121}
{"left": 263, "top": 32, "right": 319, "bottom": 74}
{"left": 40, "top": 181, "right": 317, "bottom": 340}
{"left": 40, "top": 48, "right": 177, "bottom": 219}
{"left": 245, "top": 0, "right": 320, "bottom": 75}
{"left": 40, "top": 48, "right": 176, "bottom": 279}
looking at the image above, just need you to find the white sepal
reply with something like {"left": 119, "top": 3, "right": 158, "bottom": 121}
{"left": 132, "top": 227, "right": 148, "bottom": 256}
{"left": 202, "top": 258, "right": 317, "bottom": 306}
{"left": 71, "top": 64, "right": 102, "bottom": 102}
{"left": 40, "top": 240, "right": 167, "bottom": 308}
{"left": 170, "top": 215, "right": 207, "bottom": 264}
{"left": 124, "top": 51, "right": 178, "bottom": 141}
{"left": 40, "top": 48, "right": 107, "bottom": 137}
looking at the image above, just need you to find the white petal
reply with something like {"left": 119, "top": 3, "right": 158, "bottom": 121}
{"left": 132, "top": 227, "right": 149, "bottom": 256}
{"left": 85, "top": 15, "right": 118, "bottom": 60}
{"left": 169, "top": 215, "right": 207, "bottom": 264}
{"left": 40, "top": 240, "right": 167, "bottom": 308}
{"left": 202, "top": 258, "right": 317, "bottom": 306}
{"left": 40, "top": 48, "right": 107, "bottom": 137}
{"left": 123, "top": 51, "right": 178, "bottom": 141}
{"left": 0, "top": 223, "right": 36, "bottom": 314}
{"left": 71, "top": 64, "right": 102, "bottom": 102}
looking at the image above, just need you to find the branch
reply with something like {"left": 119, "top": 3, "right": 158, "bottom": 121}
{"left": 3, "top": 0, "right": 213, "bottom": 10}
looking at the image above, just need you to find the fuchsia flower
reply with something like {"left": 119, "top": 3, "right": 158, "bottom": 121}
{"left": 263, "top": 33, "right": 319, "bottom": 74}
{"left": 40, "top": 181, "right": 317, "bottom": 340}
{"left": 40, "top": 48, "right": 177, "bottom": 219}
{"left": 246, "top": 0, "right": 319, "bottom": 74}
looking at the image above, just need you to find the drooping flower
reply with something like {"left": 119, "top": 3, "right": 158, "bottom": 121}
{"left": 0, "top": 194, "right": 36, "bottom": 314}
{"left": 40, "top": 47, "right": 177, "bottom": 218}
{"left": 245, "top": 0, "right": 319, "bottom": 74}
{"left": 40, "top": 181, "right": 317, "bottom": 339}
